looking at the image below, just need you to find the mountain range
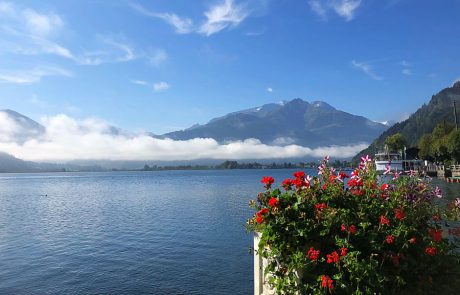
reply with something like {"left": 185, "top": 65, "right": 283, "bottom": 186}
{"left": 0, "top": 99, "right": 389, "bottom": 171}
{"left": 159, "top": 98, "right": 388, "bottom": 147}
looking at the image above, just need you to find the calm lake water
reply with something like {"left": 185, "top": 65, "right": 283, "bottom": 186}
{"left": 0, "top": 169, "right": 459, "bottom": 294}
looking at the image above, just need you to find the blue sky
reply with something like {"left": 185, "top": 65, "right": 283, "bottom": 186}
{"left": 1, "top": 0, "right": 459, "bottom": 134}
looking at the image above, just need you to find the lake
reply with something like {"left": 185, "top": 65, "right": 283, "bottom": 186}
{"left": 0, "top": 169, "right": 458, "bottom": 294}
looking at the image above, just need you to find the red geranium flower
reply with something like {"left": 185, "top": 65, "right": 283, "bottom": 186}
{"left": 291, "top": 178, "right": 305, "bottom": 189}
{"left": 321, "top": 275, "right": 334, "bottom": 290}
{"left": 395, "top": 208, "right": 405, "bottom": 220}
{"left": 329, "top": 174, "right": 337, "bottom": 183}
{"left": 428, "top": 228, "right": 443, "bottom": 243}
{"left": 293, "top": 171, "right": 305, "bottom": 179}
{"left": 340, "top": 247, "right": 347, "bottom": 257}
{"left": 380, "top": 215, "right": 390, "bottom": 226}
{"left": 381, "top": 183, "right": 389, "bottom": 191}
{"left": 326, "top": 251, "right": 339, "bottom": 264}
{"left": 281, "top": 178, "right": 292, "bottom": 190}
{"left": 425, "top": 246, "right": 437, "bottom": 256}
{"left": 261, "top": 176, "right": 274, "bottom": 188}
{"left": 315, "top": 203, "right": 328, "bottom": 211}
{"left": 258, "top": 208, "right": 268, "bottom": 215}
{"left": 256, "top": 208, "right": 269, "bottom": 223}
{"left": 386, "top": 235, "right": 395, "bottom": 244}
{"left": 349, "top": 225, "right": 357, "bottom": 235}
{"left": 341, "top": 224, "right": 347, "bottom": 232}
{"left": 322, "top": 183, "right": 327, "bottom": 190}
{"left": 339, "top": 171, "right": 349, "bottom": 179}
{"left": 307, "top": 247, "right": 320, "bottom": 261}
{"left": 268, "top": 197, "right": 278, "bottom": 208}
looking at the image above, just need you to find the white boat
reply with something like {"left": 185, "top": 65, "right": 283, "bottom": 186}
{"left": 375, "top": 152, "right": 403, "bottom": 172}
{"left": 374, "top": 152, "right": 423, "bottom": 173}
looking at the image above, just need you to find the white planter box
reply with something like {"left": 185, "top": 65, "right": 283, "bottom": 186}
{"left": 254, "top": 232, "right": 276, "bottom": 295}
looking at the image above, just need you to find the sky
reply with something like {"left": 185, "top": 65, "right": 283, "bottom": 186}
{"left": 0, "top": 0, "right": 459, "bottom": 162}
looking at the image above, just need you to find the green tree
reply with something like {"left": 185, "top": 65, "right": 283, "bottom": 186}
{"left": 384, "top": 133, "right": 406, "bottom": 152}
{"left": 431, "top": 122, "right": 454, "bottom": 163}
{"left": 418, "top": 134, "right": 433, "bottom": 160}
{"left": 448, "top": 129, "right": 460, "bottom": 162}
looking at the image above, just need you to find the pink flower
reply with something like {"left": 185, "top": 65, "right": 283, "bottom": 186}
{"left": 434, "top": 186, "right": 442, "bottom": 198}
{"left": 361, "top": 155, "right": 372, "bottom": 164}
{"left": 384, "top": 165, "right": 391, "bottom": 175}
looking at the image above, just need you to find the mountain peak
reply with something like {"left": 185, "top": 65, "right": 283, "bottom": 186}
{"left": 311, "top": 101, "right": 335, "bottom": 110}
{"left": 161, "top": 98, "right": 387, "bottom": 148}
{"left": 288, "top": 98, "right": 306, "bottom": 104}
{"left": 453, "top": 80, "right": 460, "bottom": 89}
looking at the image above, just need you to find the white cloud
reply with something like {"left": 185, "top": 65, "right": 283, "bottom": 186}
{"left": 102, "top": 37, "right": 136, "bottom": 62}
{"left": 402, "top": 68, "right": 412, "bottom": 76}
{"left": 199, "top": 0, "right": 249, "bottom": 36}
{"left": 351, "top": 60, "right": 383, "bottom": 80}
{"left": 331, "top": 0, "right": 362, "bottom": 21}
{"left": 155, "top": 12, "right": 194, "bottom": 34}
{"left": 22, "top": 8, "right": 64, "bottom": 37}
{"left": 309, "top": 0, "right": 328, "bottom": 18}
{"left": 153, "top": 81, "right": 170, "bottom": 92}
{"left": 244, "top": 27, "right": 266, "bottom": 36}
{"left": 0, "top": 1, "right": 14, "bottom": 15}
{"left": 0, "top": 67, "right": 72, "bottom": 84}
{"left": 0, "top": 114, "right": 368, "bottom": 162}
{"left": 401, "top": 60, "right": 410, "bottom": 67}
{"left": 0, "top": 2, "right": 145, "bottom": 68}
{"left": 129, "top": 2, "right": 194, "bottom": 34}
{"left": 131, "top": 79, "right": 148, "bottom": 86}
{"left": 130, "top": 0, "right": 250, "bottom": 36}
{"left": 0, "top": 2, "right": 74, "bottom": 59}
{"left": 149, "top": 49, "right": 168, "bottom": 66}
{"left": 267, "top": 87, "right": 273, "bottom": 92}
{"left": 309, "top": 0, "right": 362, "bottom": 21}
{"left": 400, "top": 60, "right": 412, "bottom": 76}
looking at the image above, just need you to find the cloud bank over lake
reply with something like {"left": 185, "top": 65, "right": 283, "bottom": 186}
{"left": 0, "top": 114, "right": 368, "bottom": 162}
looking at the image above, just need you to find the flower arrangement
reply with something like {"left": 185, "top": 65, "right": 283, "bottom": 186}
{"left": 247, "top": 156, "right": 460, "bottom": 294}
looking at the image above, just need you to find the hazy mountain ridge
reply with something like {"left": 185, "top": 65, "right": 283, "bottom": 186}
{"left": 0, "top": 109, "right": 45, "bottom": 143}
{"left": 354, "top": 81, "right": 460, "bottom": 160}
{"left": 160, "top": 98, "right": 388, "bottom": 147}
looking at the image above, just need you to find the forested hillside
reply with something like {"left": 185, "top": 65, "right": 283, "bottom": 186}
{"left": 354, "top": 81, "right": 460, "bottom": 160}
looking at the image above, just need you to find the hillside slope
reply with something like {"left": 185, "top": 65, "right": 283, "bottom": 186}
{"left": 354, "top": 81, "right": 460, "bottom": 160}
